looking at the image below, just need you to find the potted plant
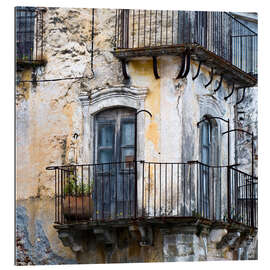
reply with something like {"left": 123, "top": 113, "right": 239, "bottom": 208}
{"left": 63, "top": 172, "right": 94, "bottom": 220}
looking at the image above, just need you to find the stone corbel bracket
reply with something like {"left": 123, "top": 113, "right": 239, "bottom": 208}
{"left": 57, "top": 230, "right": 84, "bottom": 253}
{"left": 208, "top": 228, "right": 228, "bottom": 246}
{"left": 93, "top": 228, "right": 117, "bottom": 246}
{"left": 216, "top": 231, "right": 241, "bottom": 250}
{"left": 234, "top": 231, "right": 256, "bottom": 250}
{"left": 129, "top": 225, "right": 153, "bottom": 247}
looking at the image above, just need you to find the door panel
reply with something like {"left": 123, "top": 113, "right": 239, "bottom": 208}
{"left": 94, "top": 108, "right": 136, "bottom": 220}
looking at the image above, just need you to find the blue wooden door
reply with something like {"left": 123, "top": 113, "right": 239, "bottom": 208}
{"left": 94, "top": 108, "right": 135, "bottom": 220}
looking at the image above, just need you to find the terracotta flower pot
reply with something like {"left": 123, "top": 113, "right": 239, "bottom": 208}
{"left": 63, "top": 195, "right": 94, "bottom": 220}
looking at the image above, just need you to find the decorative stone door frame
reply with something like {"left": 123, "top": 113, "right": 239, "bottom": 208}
{"left": 79, "top": 86, "right": 149, "bottom": 164}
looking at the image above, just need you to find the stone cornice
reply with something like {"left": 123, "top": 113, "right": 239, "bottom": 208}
{"left": 89, "top": 85, "right": 149, "bottom": 105}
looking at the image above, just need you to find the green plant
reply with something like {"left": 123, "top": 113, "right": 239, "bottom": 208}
{"left": 192, "top": 210, "right": 202, "bottom": 218}
{"left": 64, "top": 172, "right": 94, "bottom": 196}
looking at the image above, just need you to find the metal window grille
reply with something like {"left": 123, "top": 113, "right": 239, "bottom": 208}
{"left": 15, "top": 7, "right": 45, "bottom": 62}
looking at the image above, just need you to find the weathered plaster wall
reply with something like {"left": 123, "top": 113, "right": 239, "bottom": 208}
{"left": 16, "top": 7, "right": 96, "bottom": 264}
{"left": 16, "top": 200, "right": 76, "bottom": 265}
{"left": 236, "top": 86, "right": 258, "bottom": 176}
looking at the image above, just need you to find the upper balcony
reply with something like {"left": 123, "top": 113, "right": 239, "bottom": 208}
{"left": 47, "top": 160, "right": 257, "bottom": 232}
{"left": 15, "top": 7, "right": 47, "bottom": 69}
{"left": 113, "top": 10, "right": 257, "bottom": 88}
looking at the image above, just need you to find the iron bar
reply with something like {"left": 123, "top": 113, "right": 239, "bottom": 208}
{"left": 171, "top": 163, "right": 173, "bottom": 213}
{"left": 142, "top": 160, "right": 145, "bottom": 216}
{"left": 81, "top": 165, "right": 84, "bottom": 219}
{"left": 135, "top": 110, "right": 152, "bottom": 218}
{"left": 35, "top": 9, "right": 38, "bottom": 60}
{"left": 94, "top": 164, "right": 98, "bottom": 220}
{"left": 224, "top": 82, "right": 235, "bottom": 100}
{"left": 149, "top": 10, "right": 152, "bottom": 47}
{"left": 132, "top": 10, "right": 135, "bottom": 48}
{"left": 183, "top": 163, "right": 186, "bottom": 216}
{"left": 166, "top": 10, "right": 168, "bottom": 45}
{"left": 54, "top": 169, "right": 57, "bottom": 223}
{"left": 172, "top": 10, "right": 174, "bottom": 45}
{"left": 138, "top": 10, "right": 140, "bottom": 48}
{"left": 114, "top": 9, "right": 118, "bottom": 48}
{"left": 204, "top": 67, "right": 214, "bottom": 88}
{"left": 214, "top": 74, "right": 223, "bottom": 92}
{"left": 154, "top": 163, "right": 156, "bottom": 217}
{"left": 117, "top": 9, "right": 120, "bottom": 49}
{"left": 75, "top": 166, "right": 78, "bottom": 222}
{"left": 41, "top": 10, "right": 44, "bottom": 60}
{"left": 192, "top": 61, "right": 202, "bottom": 81}
{"left": 236, "top": 88, "right": 246, "bottom": 105}
{"left": 121, "top": 58, "right": 130, "bottom": 80}
{"left": 128, "top": 162, "right": 131, "bottom": 217}
{"left": 88, "top": 165, "right": 91, "bottom": 220}
{"left": 207, "top": 165, "right": 210, "bottom": 219}
{"left": 177, "top": 163, "right": 179, "bottom": 215}
{"left": 148, "top": 163, "right": 150, "bottom": 215}
{"left": 68, "top": 169, "right": 71, "bottom": 221}
{"left": 123, "top": 163, "right": 125, "bottom": 218}
{"left": 155, "top": 10, "right": 157, "bottom": 46}
{"left": 176, "top": 51, "right": 186, "bottom": 79}
{"left": 152, "top": 56, "right": 160, "bottom": 79}
{"left": 182, "top": 49, "right": 191, "bottom": 78}
{"left": 228, "top": 119, "right": 230, "bottom": 213}
{"left": 165, "top": 163, "right": 167, "bottom": 215}
{"left": 251, "top": 132, "right": 254, "bottom": 227}
{"left": 144, "top": 10, "right": 146, "bottom": 47}
{"left": 212, "top": 167, "right": 215, "bottom": 220}
{"left": 190, "top": 164, "right": 193, "bottom": 216}
{"left": 159, "top": 163, "right": 162, "bottom": 216}
{"left": 197, "top": 116, "right": 229, "bottom": 127}
{"left": 160, "top": 10, "right": 163, "bottom": 46}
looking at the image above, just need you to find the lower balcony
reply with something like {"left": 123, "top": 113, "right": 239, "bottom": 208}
{"left": 46, "top": 161, "right": 257, "bottom": 231}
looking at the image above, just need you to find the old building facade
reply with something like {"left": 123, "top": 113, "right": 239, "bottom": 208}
{"left": 16, "top": 7, "right": 258, "bottom": 264}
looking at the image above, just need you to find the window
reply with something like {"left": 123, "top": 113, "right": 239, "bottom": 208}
{"left": 16, "top": 7, "right": 36, "bottom": 61}
{"left": 95, "top": 107, "right": 136, "bottom": 165}
{"left": 15, "top": 7, "right": 45, "bottom": 63}
{"left": 200, "top": 116, "right": 220, "bottom": 218}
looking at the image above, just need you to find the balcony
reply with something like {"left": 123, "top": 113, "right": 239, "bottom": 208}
{"left": 15, "top": 7, "right": 46, "bottom": 68}
{"left": 46, "top": 161, "right": 257, "bottom": 231}
{"left": 113, "top": 10, "right": 257, "bottom": 88}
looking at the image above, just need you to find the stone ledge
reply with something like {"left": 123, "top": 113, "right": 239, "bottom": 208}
{"left": 112, "top": 44, "right": 257, "bottom": 88}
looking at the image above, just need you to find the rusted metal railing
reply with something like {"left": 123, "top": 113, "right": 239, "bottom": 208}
{"left": 228, "top": 167, "right": 258, "bottom": 228}
{"left": 114, "top": 10, "right": 257, "bottom": 76}
{"left": 47, "top": 160, "right": 257, "bottom": 228}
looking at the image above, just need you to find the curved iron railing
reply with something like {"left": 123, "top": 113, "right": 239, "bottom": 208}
{"left": 46, "top": 160, "right": 257, "bottom": 228}
{"left": 114, "top": 10, "right": 257, "bottom": 76}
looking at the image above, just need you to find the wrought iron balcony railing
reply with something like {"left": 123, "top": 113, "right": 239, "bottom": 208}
{"left": 46, "top": 160, "right": 257, "bottom": 229}
{"left": 114, "top": 10, "right": 257, "bottom": 76}
{"left": 15, "top": 7, "right": 46, "bottom": 66}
